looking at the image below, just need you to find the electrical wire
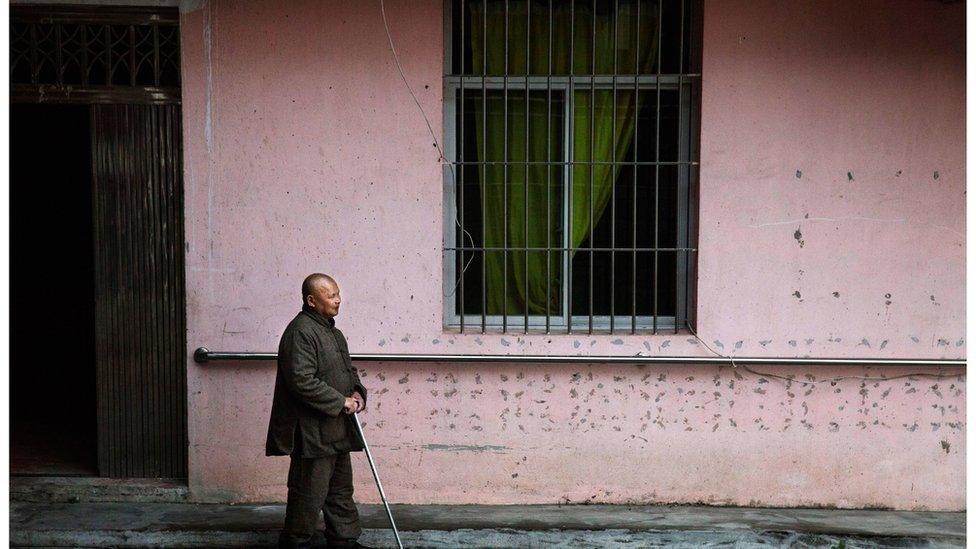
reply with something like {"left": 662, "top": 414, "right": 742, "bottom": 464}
{"left": 685, "top": 324, "right": 963, "bottom": 384}
{"left": 378, "top": 0, "right": 474, "bottom": 297}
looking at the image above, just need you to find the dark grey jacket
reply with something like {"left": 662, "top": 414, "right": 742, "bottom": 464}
{"left": 266, "top": 307, "right": 367, "bottom": 457}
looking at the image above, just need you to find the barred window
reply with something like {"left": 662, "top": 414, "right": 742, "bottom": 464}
{"left": 444, "top": 0, "right": 700, "bottom": 334}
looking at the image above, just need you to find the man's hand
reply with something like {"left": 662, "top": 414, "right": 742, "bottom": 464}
{"left": 352, "top": 391, "right": 365, "bottom": 412}
{"left": 343, "top": 397, "right": 360, "bottom": 414}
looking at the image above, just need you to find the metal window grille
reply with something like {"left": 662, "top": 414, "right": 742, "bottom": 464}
{"left": 10, "top": 6, "right": 181, "bottom": 104}
{"left": 444, "top": 0, "right": 700, "bottom": 334}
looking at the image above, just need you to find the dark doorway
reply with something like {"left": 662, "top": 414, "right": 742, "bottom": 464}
{"left": 10, "top": 5, "right": 187, "bottom": 479}
{"left": 10, "top": 104, "right": 98, "bottom": 475}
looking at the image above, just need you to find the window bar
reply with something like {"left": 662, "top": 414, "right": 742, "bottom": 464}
{"left": 503, "top": 0, "right": 509, "bottom": 333}
{"left": 459, "top": 0, "right": 466, "bottom": 333}
{"left": 481, "top": 0, "right": 488, "bottom": 333}
{"left": 80, "top": 25, "right": 89, "bottom": 87}
{"left": 524, "top": 0, "right": 530, "bottom": 334}
{"left": 448, "top": 246, "right": 695, "bottom": 251}
{"left": 588, "top": 0, "right": 596, "bottom": 335}
{"left": 686, "top": 0, "right": 698, "bottom": 331}
{"left": 104, "top": 24, "right": 112, "bottom": 87}
{"left": 55, "top": 23, "right": 64, "bottom": 85}
{"left": 652, "top": 0, "right": 662, "bottom": 333}
{"left": 545, "top": 0, "right": 553, "bottom": 334}
{"left": 29, "top": 23, "right": 38, "bottom": 85}
{"left": 631, "top": 0, "right": 640, "bottom": 334}
{"left": 567, "top": 0, "right": 575, "bottom": 334}
{"left": 609, "top": 0, "right": 618, "bottom": 334}
{"left": 446, "top": 160, "right": 699, "bottom": 166}
{"left": 129, "top": 24, "right": 137, "bottom": 86}
{"left": 154, "top": 24, "right": 161, "bottom": 86}
{"left": 674, "top": 0, "right": 685, "bottom": 334}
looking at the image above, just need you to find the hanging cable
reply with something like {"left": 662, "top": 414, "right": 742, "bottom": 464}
{"left": 685, "top": 324, "right": 963, "bottom": 384}
{"left": 379, "top": 0, "right": 474, "bottom": 297}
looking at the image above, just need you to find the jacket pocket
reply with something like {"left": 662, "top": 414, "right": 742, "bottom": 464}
{"left": 319, "top": 415, "right": 347, "bottom": 444}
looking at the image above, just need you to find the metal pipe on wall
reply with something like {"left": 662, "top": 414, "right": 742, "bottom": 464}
{"left": 193, "top": 347, "right": 964, "bottom": 367}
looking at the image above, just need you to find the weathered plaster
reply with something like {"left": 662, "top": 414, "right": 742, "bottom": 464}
{"left": 696, "top": 0, "right": 966, "bottom": 360}
{"left": 180, "top": 0, "right": 965, "bottom": 509}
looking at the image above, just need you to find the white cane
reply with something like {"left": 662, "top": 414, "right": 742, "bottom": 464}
{"left": 352, "top": 413, "right": 404, "bottom": 549}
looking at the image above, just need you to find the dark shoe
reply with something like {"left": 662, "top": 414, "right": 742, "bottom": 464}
{"left": 278, "top": 531, "right": 328, "bottom": 549}
{"left": 328, "top": 541, "right": 374, "bottom": 549}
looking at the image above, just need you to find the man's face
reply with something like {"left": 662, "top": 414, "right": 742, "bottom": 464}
{"left": 307, "top": 280, "right": 341, "bottom": 318}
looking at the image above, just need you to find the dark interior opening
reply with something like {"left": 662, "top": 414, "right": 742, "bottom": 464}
{"left": 10, "top": 104, "right": 98, "bottom": 476}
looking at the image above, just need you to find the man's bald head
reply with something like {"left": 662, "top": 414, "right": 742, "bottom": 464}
{"left": 302, "top": 273, "right": 336, "bottom": 304}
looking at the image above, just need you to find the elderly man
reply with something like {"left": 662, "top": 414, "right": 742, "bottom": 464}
{"left": 266, "top": 273, "right": 371, "bottom": 549}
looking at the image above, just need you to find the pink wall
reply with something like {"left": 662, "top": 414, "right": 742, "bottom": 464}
{"left": 180, "top": 0, "right": 965, "bottom": 509}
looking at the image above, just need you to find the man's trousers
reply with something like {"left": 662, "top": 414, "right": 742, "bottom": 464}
{"left": 280, "top": 451, "right": 362, "bottom": 547}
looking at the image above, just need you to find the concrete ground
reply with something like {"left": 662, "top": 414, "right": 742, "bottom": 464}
{"left": 9, "top": 501, "right": 966, "bottom": 548}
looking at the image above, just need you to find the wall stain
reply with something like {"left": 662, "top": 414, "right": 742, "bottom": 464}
{"left": 365, "top": 362, "right": 962, "bottom": 468}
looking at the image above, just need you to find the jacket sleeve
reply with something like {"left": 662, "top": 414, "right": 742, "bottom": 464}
{"left": 281, "top": 329, "right": 347, "bottom": 417}
{"left": 336, "top": 329, "right": 367, "bottom": 405}
{"left": 352, "top": 369, "right": 367, "bottom": 406}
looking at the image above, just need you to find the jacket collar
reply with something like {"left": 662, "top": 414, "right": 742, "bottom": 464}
{"left": 301, "top": 305, "right": 335, "bottom": 329}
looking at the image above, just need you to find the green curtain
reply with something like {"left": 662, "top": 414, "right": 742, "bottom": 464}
{"left": 471, "top": 0, "right": 658, "bottom": 316}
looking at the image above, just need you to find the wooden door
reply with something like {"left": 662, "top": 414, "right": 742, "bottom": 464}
{"left": 91, "top": 104, "right": 187, "bottom": 478}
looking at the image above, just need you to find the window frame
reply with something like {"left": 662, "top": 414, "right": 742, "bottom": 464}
{"left": 442, "top": 0, "right": 700, "bottom": 334}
